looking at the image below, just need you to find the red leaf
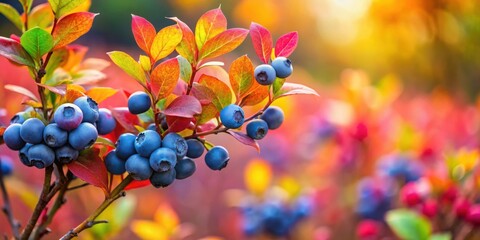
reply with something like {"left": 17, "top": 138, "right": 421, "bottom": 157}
{"left": 0, "top": 37, "right": 35, "bottom": 67}
{"left": 67, "top": 148, "right": 109, "bottom": 195}
{"left": 52, "top": 12, "right": 97, "bottom": 50}
{"left": 166, "top": 116, "right": 191, "bottom": 132}
{"left": 227, "top": 130, "right": 260, "bottom": 152}
{"left": 250, "top": 23, "right": 272, "bottom": 64}
{"left": 198, "top": 28, "right": 249, "bottom": 60}
{"left": 5, "top": 84, "right": 39, "bottom": 101}
{"left": 125, "top": 179, "right": 151, "bottom": 190}
{"left": 169, "top": 17, "right": 197, "bottom": 63}
{"left": 195, "top": 8, "right": 227, "bottom": 50}
{"left": 36, "top": 83, "right": 66, "bottom": 95}
{"left": 131, "top": 14, "right": 156, "bottom": 55}
{"left": 151, "top": 58, "right": 180, "bottom": 99}
{"left": 0, "top": 126, "right": 5, "bottom": 145}
{"left": 275, "top": 31, "right": 298, "bottom": 58}
{"left": 111, "top": 107, "right": 140, "bottom": 134}
{"left": 164, "top": 95, "right": 202, "bottom": 118}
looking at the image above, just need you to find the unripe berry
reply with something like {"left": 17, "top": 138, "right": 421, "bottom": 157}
{"left": 466, "top": 204, "right": 480, "bottom": 226}
{"left": 400, "top": 183, "right": 422, "bottom": 207}
{"left": 128, "top": 91, "right": 151, "bottom": 114}
{"left": 220, "top": 104, "right": 244, "bottom": 129}
{"left": 454, "top": 198, "right": 471, "bottom": 219}
{"left": 421, "top": 199, "right": 438, "bottom": 218}
{"left": 254, "top": 64, "right": 276, "bottom": 85}
{"left": 356, "top": 220, "right": 381, "bottom": 239}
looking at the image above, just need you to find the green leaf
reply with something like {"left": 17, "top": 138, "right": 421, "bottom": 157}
{"left": 429, "top": 233, "right": 451, "bottom": 240}
{"left": 48, "top": 0, "right": 87, "bottom": 19}
{"left": 177, "top": 55, "right": 192, "bottom": 83}
{"left": 95, "top": 136, "right": 115, "bottom": 148}
{"left": 272, "top": 77, "right": 286, "bottom": 95}
{"left": 0, "top": 37, "right": 35, "bottom": 67}
{"left": 20, "top": 27, "right": 54, "bottom": 59}
{"left": 107, "top": 51, "right": 146, "bottom": 85}
{"left": 386, "top": 209, "right": 432, "bottom": 240}
{"left": 0, "top": 3, "right": 23, "bottom": 31}
{"left": 18, "top": 0, "right": 34, "bottom": 12}
{"left": 198, "top": 74, "right": 233, "bottom": 110}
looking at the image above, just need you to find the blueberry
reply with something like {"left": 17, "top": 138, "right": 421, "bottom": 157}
{"left": 271, "top": 57, "right": 293, "bottom": 78}
{"left": 205, "top": 146, "right": 229, "bottom": 170}
{"left": 261, "top": 107, "right": 284, "bottom": 130}
{"left": 96, "top": 108, "right": 116, "bottom": 135}
{"left": 186, "top": 139, "right": 204, "bottom": 158}
{"left": 104, "top": 150, "right": 126, "bottom": 175}
{"left": 19, "top": 144, "right": 32, "bottom": 166}
{"left": 10, "top": 112, "right": 25, "bottom": 124}
{"left": 125, "top": 154, "right": 153, "bottom": 180}
{"left": 73, "top": 96, "right": 99, "bottom": 123}
{"left": 135, "top": 130, "right": 161, "bottom": 158}
{"left": 147, "top": 123, "right": 156, "bottom": 131}
{"left": 55, "top": 145, "right": 79, "bottom": 164}
{"left": 0, "top": 156, "right": 13, "bottom": 176}
{"left": 3, "top": 123, "right": 25, "bottom": 150}
{"left": 254, "top": 64, "right": 276, "bottom": 85}
{"left": 128, "top": 91, "right": 151, "bottom": 115}
{"left": 68, "top": 123, "right": 98, "bottom": 150}
{"left": 175, "top": 158, "right": 196, "bottom": 179}
{"left": 162, "top": 133, "right": 187, "bottom": 159}
{"left": 246, "top": 119, "right": 269, "bottom": 140}
{"left": 20, "top": 118, "right": 45, "bottom": 144}
{"left": 149, "top": 147, "right": 177, "bottom": 172}
{"left": 150, "top": 169, "right": 176, "bottom": 188}
{"left": 43, "top": 123, "right": 68, "bottom": 148}
{"left": 161, "top": 118, "right": 168, "bottom": 131}
{"left": 220, "top": 104, "right": 244, "bottom": 129}
{"left": 115, "top": 133, "right": 137, "bottom": 160}
{"left": 292, "top": 196, "right": 313, "bottom": 221}
{"left": 54, "top": 103, "right": 83, "bottom": 130}
{"left": 28, "top": 144, "right": 55, "bottom": 169}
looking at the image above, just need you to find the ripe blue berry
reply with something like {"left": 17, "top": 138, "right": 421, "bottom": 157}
{"left": 19, "top": 144, "right": 32, "bottom": 166}
{"left": 205, "top": 146, "right": 229, "bottom": 170}
{"left": 10, "top": 112, "right": 25, "bottom": 124}
{"left": 55, "top": 145, "right": 79, "bottom": 164}
{"left": 254, "top": 64, "right": 276, "bottom": 85}
{"left": 125, "top": 154, "right": 153, "bottom": 180}
{"left": 186, "top": 139, "right": 204, "bottom": 158}
{"left": 0, "top": 156, "right": 13, "bottom": 176}
{"left": 96, "top": 108, "right": 116, "bottom": 135}
{"left": 73, "top": 96, "right": 99, "bottom": 123}
{"left": 20, "top": 118, "right": 45, "bottom": 144}
{"left": 271, "top": 57, "right": 293, "bottom": 78}
{"left": 128, "top": 91, "right": 151, "bottom": 114}
{"left": 150, "top": 169, "right": 176, "bottom": 188}
{"left": 104, "top": 150, "right": 126, "bottom": 175}
{"left": 3, "top": 123, "right": 25, "bottom": 150}
{"left": 261, "top": 107, "right": 284, "bottom": 130}
{"left": 220, "top": 104, "right": 244, "bottom": 129}
{"left": 149, "top": 147, "right": 177, "bottom": 172}
{"left": 135, "top": 130, "right": 161, "bottom": 157}
{"left": 246, "top": 119, "right": 269, "bottom": 140}
{"left": 175, "top": 158, "right": 196, "bottom": 179}
{"left": 115, "top": 133, "right": 137, "bottom": 160}
{"left": 147, "top": 123, "right": 156, "bottom": 131}
{"left": 68, "top": 123, "right": 98, "bottom": 150}
{"left": 162, "top": 133, "right": 187, "bottom": 159}
{"left": 54, "top": 103, "right": 83, "bottom": 130}
{"left": 43, "top": 123, "right": 68, "bottom": 148}
{"left": 28, "top": 144, "right": 55, "bottom": 169}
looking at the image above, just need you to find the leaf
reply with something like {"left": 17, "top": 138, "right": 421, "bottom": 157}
{"left": 67, "top": 148, "right": 109, "bottom": 195}
{"left": 273, "top": 82, "right": 319, "bottom": 100}
{"left": 272, "top": 77, "right": 285, "bottom": 95}
{"left": 150, "top": 25, "right": 183, "bottom": 62}
{"left": 0, "top": 37, "right": 35, "bottom": 67}
{"left": 125, "top": 179, "right": 151, "bottom": 191}
{"left": 107, "top": 51, "right": 146, "bottom": 84}
{"left": 191, "top": 83, "right": 218, "bottom": 124}
{"left": 386, "top": 209, "right": 432, "bottom": 240}
{"left": 169, "top": 17, "right": 197, "bottom": 63}
{"left": 18, "top": 0, "right": 34, "bottom": 12}
{"left": 72, "top": 69, "right": 106, "bottom": 85}
{"left": 151, "top": 58, "right": 180, "bottom": 99}
{"left": 198, "top": 28, "right": 249, "bottom": 60}
{"left": 229, "top": 55, "right": 254, "bottom": 99}
{"left": 86, "top": 87, "right": 118, "bottom": 104}
{"left": 52, "top": 12, "right": 97, "bottom": 50}
{"left": 45, "top": 48, "right": 68, "bottom": 78}
{"left": 139, "top": 55, "right": 151, "bottom": 72}
{"left": 164, "top": 95, "right": 202, "bottom": 118}
{"left": 28, "top": 3, "right": 55, "bottom": 29}
{"left": 0, "top": 3, "right": 23, "bottom": 31}
{"left": 165, "top": 116, "right": 192, "bottom": 133}
{"left": 111, "top": 107, "right": 140, "bottom": 133}
{"left": 226, "top": 130, "right": 260, "bottom": 152}
{"left": 429, "top": 233, "right": 451, "bottom": 240}
{"left": 195, "top": 8, "right": 227, "bottom": 51}
{"left": 20, "top": 27, "right": 54, "bottom": 59}
{"left": 131, "top": 15, "right": 156, "bottom": 55}
{"left": 37, "top": 83, "right": 66, "bottom": 95}
{"left": 240, "top": 83, "right": 268, "bottom": 107}
{"left": 275, "top": 31, "right": 298, "bottom": 58}
{"left": 5, "top": 84, "right": 38, "bottom": 101}
{"left": 65, "top": 84, "right": 86, "bottom": 102}
{"left": 48, "top": 0, "right": 88, "bottom": 18}
{"left": 78, "top": 58, "right": 110, "bottom": 71}
{"left": 198, "top": 74, "right": 232, "bottom": 110}
{"left": 249, "top": 22, "right": 272, "bottom": 64}
{"left": 95, "top": 136, "right": 115, "bottom": 148}
{"left": 177, "top": 56, "right": 192, "bottom": 83}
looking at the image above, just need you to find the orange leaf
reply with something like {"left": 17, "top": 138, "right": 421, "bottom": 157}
{"left": 169, "top": 17, "right": 197, "bottom": 64}
{"left": 86, "top": 87, "right": 118, "bottom": 104}
{"left": 131, "top": 14, "right": 156, "bottom": 55}
{"left": 195, "top": 8, "right": 227, "bottom": 50}
{"left": 229, "top": 55, "right": 254, "bottom": 99}
{"left": 199, "top": 28, "right": 248, "bottom": 60}
{"left": 198, "top": 74, "right": 232, "bottom": 110}
{"left": 151, "top": 58, "right": 180, "bottom": 99}
{"left": 52, "top": 12, "right": 97, "bottom": 50}
{"left": 240, "top": 82, "right": 268, "bottom": 107}
{"left": 65, "top": 84, "right": 86, "bottom": 102}
{"left": 150, "top": 25, "right": 182, "bottom": 62}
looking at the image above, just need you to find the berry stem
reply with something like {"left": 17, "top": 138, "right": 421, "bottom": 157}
{"left": 185, "top": 65, "right": 197, "bottom": 95}
{"left": 59, "top": 175, "right": 134, "bottom": 240}
{"left": 0, "top": 160, "right": 21, "bottom": 240}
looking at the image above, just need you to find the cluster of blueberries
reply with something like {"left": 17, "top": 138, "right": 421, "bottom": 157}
{"left": 2, "top": 96, "right": 116, "bottom": 168}
{"left": 254, "top": 57, "right": 293, "bottom": 85}
{"left": 241, "top": 196, "right": 313, "bottom": 237}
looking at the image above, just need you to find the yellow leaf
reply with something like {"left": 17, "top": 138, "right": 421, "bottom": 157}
{"left": 154, "top": 203, "right": 179, "bottom": 232}
{"left": 65, "top": 84, "right": 86, "bottom": 102}
{"left": 150, "top": 25, "right": 183, "bottom": 62}
{"left": 244, "top": 159, "right": 271, "bottom": 195}
{"left": 86, "top": 87, "right": 118, "bottom": 104}
{"left": 131, "top": 220, "right": 168, "bottom": 240}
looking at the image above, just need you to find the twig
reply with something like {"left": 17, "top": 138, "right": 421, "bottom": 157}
{"left": 66, "top": 183, "right": 90, "bottom": 192}
{"left": 0, "top": 160, "right": 20, "bottom": 239}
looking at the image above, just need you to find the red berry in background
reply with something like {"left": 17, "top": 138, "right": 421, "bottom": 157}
{"left": 351, "top": 122, "right": 368, "bottom": 141}
{"left": 356, "top": 220, "right": 381, "bottom": 239}
{"left": 440, "top": 186, "right": 458, "bottom": 204}
{"left": 466, "top": 204, "right": 480, "bottom": 226}
{"left": 454, "top": 198, "right": 471, "bottom": 219}
{"left": 400, "top": 183, "right": 422, "bottom": 207}
{"left": 421, "top": 199, "right": 438, "bottom": 218}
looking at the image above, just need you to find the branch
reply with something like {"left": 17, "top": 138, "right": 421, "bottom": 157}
{"left": 0, "top": 160, "right": 20, "bottom": 240}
